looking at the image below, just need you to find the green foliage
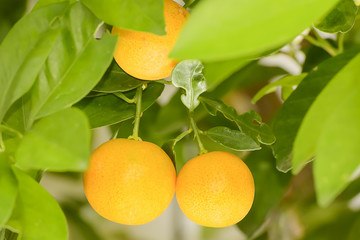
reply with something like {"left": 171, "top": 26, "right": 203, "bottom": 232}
{"left": 0, "top": 1, "right": 117, "bottom": 126}
{"left": 0, "top": 1, "right": 117, "bottom": 237}
{"left": 28, "top": 2, "right": 117, "bottom": 121}
{"left": 0, "top": 3, "right": 68, "bottom": 122}
{"left": 315, "top": 0, "right": 358, "bottom": 33}
{"left": 80, "top": 0, "right": 166, "bottom": 35}
{"left": 170, "top": 0, "right": 339, "bottom": 61}
{"left": 293, "top": 51, "right": 360, "bottom": 173}
{"left": 291, "top": 51, "right": 360, "bottom": 206}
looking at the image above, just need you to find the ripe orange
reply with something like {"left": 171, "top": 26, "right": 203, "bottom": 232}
{"left": 112, "top": 0, "right": 189, "bottom": 80}
{"left": 83, "top": 138, "right": 176, "bottom": 225}
{"left": 176, "top": 151, "right": 255, "bottom": 228}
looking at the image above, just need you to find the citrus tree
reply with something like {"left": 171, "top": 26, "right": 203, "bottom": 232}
{"left": 1, "top": 0, "right": 360, "bottom": 239}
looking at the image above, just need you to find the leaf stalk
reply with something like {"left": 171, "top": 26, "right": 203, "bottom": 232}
{"left": 174, "top": 128, "right": 193, "bottom": 144}
{"left": 189, "top": 111, "right": 207, "bottom": 155}
{"left": 113, "top": 92, "right": 135, "bottom": 103}
{"left": 129, "top": 85, "right": 145, "bottom": 141}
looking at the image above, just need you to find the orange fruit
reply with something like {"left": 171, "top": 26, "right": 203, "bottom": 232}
{"left": 83, "top": 139, "right": 176, "bottom": 225}
{"left": 112, "top": 0, "right": 189, "bottom": 80}
{"left": 176, "top": 151, "right": 255, "bottom": 228}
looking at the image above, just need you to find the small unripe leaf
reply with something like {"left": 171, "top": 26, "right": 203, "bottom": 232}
{"left": 172, "top": 60, "right": 207, "bottom": 111}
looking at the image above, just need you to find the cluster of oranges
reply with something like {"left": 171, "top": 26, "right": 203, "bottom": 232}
{"left": 83, "top": 139, "right": 255, "bottom": 228}
{"left": 83, "top": 0, "right": 255, "bottom": 228}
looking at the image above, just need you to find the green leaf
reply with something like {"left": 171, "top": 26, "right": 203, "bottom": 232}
{"left": 293, "top": 51, "right": 360, "bottom": 174}
{"left": 80, "top": 0, "right": 166, "bottom": 35}
{"left": 0, "top": 3, "right": 68, "bottom": 122}
{"left": 206, "top": 126, "right": 260, "bottom": 151}
{"left": 29, "top": 2, "right": 117, "bottom": 121}
{"left": 203, "top": 58, "right": 248, "bottom": 90}
{"left": 252, "top": 73, "right": 307, "bottom": 104}
{"left": 272, "top": 49, "right": 360, "bottom": 172}
{"left": 15, "top": 108, "right": 90, "bottom": 171}
{"left": 169, "top": 0, "right": 339, "bottom": 61}
{"left": 200, "top": 97, "right": 275, "bottom": 145}
{"left": 0, "top": 153, "right": 17, "bottom": 227}
{"left": 314, "top": 88, "right": 360, "bottom": 207}
{"left": 172, "top": 60, "right": 207, "bottom": 111}
{"left": 7, "top": 168, "right": 67, "bottom": 240}
{"left": 76, "top": 82, "right": 164, "bottom": 128}
{"left": 237, "top": 148, "right": 290, "bottom": 238}
{"left": 93, "top": 61, "right": 145, "bottom": 93}
{"left": 315, "top": 0, "right": 358, "bottom": 33}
